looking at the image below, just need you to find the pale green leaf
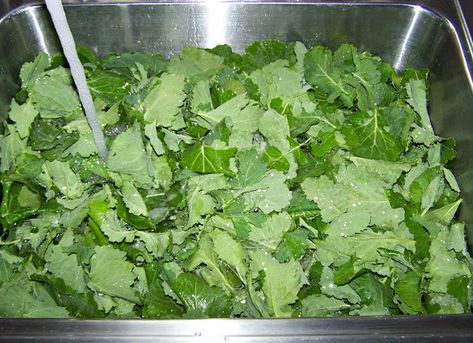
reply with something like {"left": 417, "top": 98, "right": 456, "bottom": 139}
{"left": 327, "top": 211, "right": 370, "bottom": 236}
{"left": 187, "top": 173, "right": 229, "bottom": 193}
{"left": 211, "top": 229, "right": 247, "bottom": 281}
{"left": 135, "top": 231, "right": 169, "bottom": 259}
{"left": 406, "top": 79, "right": 433, "bottom": 133}
{"left": 60, "top": 196, "right": 91, "bottom": 229}
{"left": 234, "top": 149, "right": 267, "bottom": 188}
{"left": 258, "top": 109, "right": 297, "bottom": 177}
{"left": 168, "top": 47, "right": 224, "bottom": 83}
{"left": 63, "top": 132, "right": 97, "bottom": 158}
{"left": 185, "top": 235, "right": 235, "bottom": 294}
{"left": 43, "top": 160, "right": 85, "bottom": 199}
{"left": 423, "top": 199, "right": 462, "bottom": 226}
{"left": 107, "top": 122, "right": 152, "bottom": 186}
{"left": 421, "top": 175, "right": 443, "bottom": 213}
{"left": 162, "top": 128, "right": 193, "bottom": 152}
{"left": 426, "top": 230, "right": 471, "bottom": 293}
{"left": 448, "top": 223, "right": 467, "bottom": 254}
{"left": 242, "top": 170, "right": 292, "bottom": 214}
{"left": 350, "top": 156, "right": 410, "bottom": 185}
{"left": 248, "top": 212, "right": 292, "bottom": 251}
{"left": 443, "top": 167, "right": 460, "bottom": 192}
{"left": 302, "top": 163, "right": 404, "bottom": 226}
{"left": 250, "top": 250, "right": 307, "bottom": 317}
{"left": 316, "top": 226, "right": 415, "bottom": 267}
{"left": 17, "top": 186, "right": 41, "bottom": 210}
{"left": 429, "top": 293, "right": 464, "bottom": 314}
{"left": 196, "top": 93, "right": 249, "bottom": 129}
{"left": 187, "top": 187, "right": 215, "bottom": 227}
{"left": 150, "top": 154, "right": 173, "bottom": 189}
{"left": 181, "top": 144, "right": 236, "bottom": 176}
{"left": 20, "top": 52, "right": 49, "bottom": 89}
{"left": 191, "top": 79, "right": 213, "bottom": 112}
{"left": 250, "top": 59, "right": 314, "bottom": 113}
{"left": 394, "top": 271, "right": 424, "bottom": 314}
{"left": 0, "top": 126, "right": 28, "bottom": 173}
{"left": 89, "top": 246, "right": 137, "bottom": 302}
{"left": 121, "top": 181, "right": 148, "bottom": 217}
{"left": 342, "top": 109, "right": 403, "bottom": 161}
{"left": 0, "top": 275, "right": 69, "bottom": 318}
{"left": 410, "top": 123, "right": 438, "bottom": 146}
{"left": 100, "top": 210, "right": 135, "bottom": 243}
{"left": 46, "top": 249, "right": 86, "bottom": 293}
{"left": 304, "top": 46, "right": 353, "bottom": 106}
{"left": 9, "top": 100, "right": 38, "bottom": 139}
{"left": 320, "top": 267, "right": 361, "bottom": 304}
{"left": 302, "top": 294, "right": 350, "bottom": 317}
{"left": 144, "top": 123, "right": 164, "bottom": 156}
{"left": 30, "top": 67, "right": 82, "bottom": 119}
{"left": 143, "top": 73, "right": 186, "bottom": 127}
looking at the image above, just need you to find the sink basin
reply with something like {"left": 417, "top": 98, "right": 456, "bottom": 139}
{"left": 0, "top": 0, "right": 472, "bottom": 341}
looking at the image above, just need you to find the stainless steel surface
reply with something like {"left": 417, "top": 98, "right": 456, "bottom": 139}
{"left": 1, "top": 315, "right": 473, "bottom": 342}
{"left": 0, "top": 0, "right": 473, "bottom": 340}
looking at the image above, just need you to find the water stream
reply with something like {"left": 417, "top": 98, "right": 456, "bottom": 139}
{"left": 44, "top": 0, "right": 109, "bottom": 160}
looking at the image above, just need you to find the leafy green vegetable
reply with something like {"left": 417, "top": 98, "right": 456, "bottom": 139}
{"left": 0, "top": 40, "right": 471, "bottom": 319}
{"left": 88, "top": 246, "right": 138, "bottom": 303}
{"left": 87, "top": 69, "right": 131, "bottom": 106}
{"left": 180, "top": 144, "right": 237, "bottom": 176}
{"left": 342, "top": 109, "right": 403, "bottom": 161}
{"left": 143, "top": 73, "right": 186, "bottom": 127}
{"left": 166, "top": 272, "right": 231, "bottom": 318}
{"left": 250, "top": 250, "right": 307, "bottom": 317}
{"left": 30, "top": 68, "right": 82, "bottom": 119}
{"left": 106, "top": 121, "right": 152, "bottom": 185}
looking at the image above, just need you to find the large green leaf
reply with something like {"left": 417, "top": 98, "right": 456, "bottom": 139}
{"left": 30, "top": 68, "right": 82, "bottom": 119}
{"left": 87, "top": 69, "right": 131, "bottom": 105}
{"left": 304, "top": 46, "right": 354, "bottom": 106}
{"left": 168, "top": 272, "right": 231, "bottom": 318}
{"left": 342, "top": 109, "right": 403, "bottom": 161}
{"left": 143, "top": 73, "right": 186, "bottom": 127}
{"left": 180, "top": 144, "right": 236, "bottom": 176}
{"left": 88, "top": 246, "right": 138, "bottom": 302}
{"left": 106, "top": 122, "right": 152, "bottom": 185}
{"left": 249, "top": 250, "right": 307, "bottom": 317}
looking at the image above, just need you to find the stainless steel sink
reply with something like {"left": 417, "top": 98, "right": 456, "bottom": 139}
{"left": 0, "top": 0, "right": 472, "bottom": 341}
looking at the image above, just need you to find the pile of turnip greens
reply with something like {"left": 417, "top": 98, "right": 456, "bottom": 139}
{"left": 0, "top": 40, "right": 471, "bottom": 318}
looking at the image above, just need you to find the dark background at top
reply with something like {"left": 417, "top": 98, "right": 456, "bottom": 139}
{"left": 460, "top": 0, "right": 473, "bottom": 26}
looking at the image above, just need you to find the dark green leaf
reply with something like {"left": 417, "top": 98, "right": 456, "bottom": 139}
{"left": 207, "top": 44, "right": 242, "bottom": 68}
{"left": 342, "top": 109, "right": 403, "bottom": 161}
{"left": 116, "top": 196, "right": 152, "bottom": 230}
{"left": 241, "top": 40, "right": 295, "bottom": 73}
{"left": 1, "top": 181, "right": 40, "bottom": 225}
{"left": 104, "top": 52, "right": 167, "bottom": 77}
{"left": 394, "top": 271, "right": 425, "bottom": 314}
{"left": 142, "top": 262, "right": 184, "bottom": 318}
{"left": 350, "top": 273, "right": 395, "bottom": 311}
{"left": 31, "top": 274, "right": 105, "bottom": 318}
{"left": 334, "top": 257, "right": 358, "bottom": 286}
{"left": 304, "top": 46, "right": 354, "bottom": 107}
{"left": 263, "top": 146, "right": 290, "bottom": 171}
{"left": 29, "top": 118, "right": 64, "bottom": 150}
{"left": 87, "top": 69, "right": 131, "bottom": 105}
{"left": 168, "top": 272, "right": 232, "bottom": 318}
{"left": 275, "top": 228, "right": 309, "bottom": 262}
{"left": 77, "top": 46, "right": 97, "bottom": 66}
{"left": 447, "top": 275, "right": 469, "bottom": 310}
